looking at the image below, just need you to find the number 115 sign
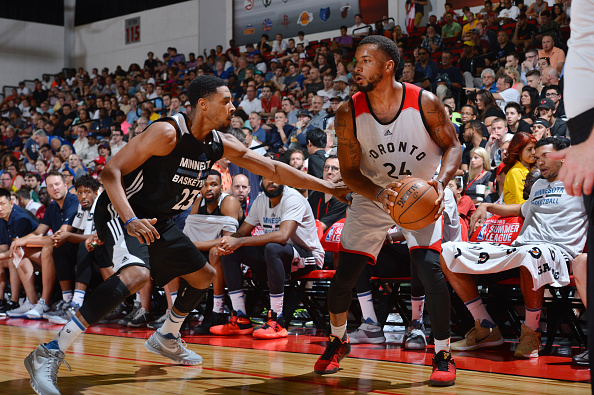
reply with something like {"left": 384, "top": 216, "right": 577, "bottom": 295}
{"left": 125, "top": 17, "right": 141, "bottom": 45}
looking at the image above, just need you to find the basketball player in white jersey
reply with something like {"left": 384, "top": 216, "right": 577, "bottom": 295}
{"left": 314, "top": 36, "right": 462, "bottom": 387}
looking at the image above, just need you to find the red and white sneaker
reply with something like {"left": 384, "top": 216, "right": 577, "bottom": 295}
{"left": 430, "top": 350, "right": 456, "bottom": 387}
{"left": 210, "top": 313, "right": 253, "bottom": 335}
{"left": 314, "top": 334, "right": 351, "bottom": 375}
{"left": 253, "top": 311, "right": 288, "bottom": 339}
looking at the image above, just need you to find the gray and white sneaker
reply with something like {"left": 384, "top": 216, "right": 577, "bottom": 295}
{"left": 25, "top": 299, "right": 50, "bottom": 320}
{"left": 145, "top": 330, "right": 203, "bottom": 365}
{"left": 147, "top": 310, "right": 170, "bottom": 330}
{"left": 24, "top": 343, "right": 71, "bottom": 395}
{"left": 118, "top": 301, "right": 141, "bottom": 326}
{"left": 404, "top": 319, "right": 427, "bottom": 350}
{"left": 43, "top": 301, "right": 69, "bottom": 320}
{"left": 349, "top": 321, "right": 386, "bottom": 344}
{"left": 7, "top": 299, "right": 36, "bottom": 318}
{"left": 48, "top": 304, "right": 81, "bottom": 325}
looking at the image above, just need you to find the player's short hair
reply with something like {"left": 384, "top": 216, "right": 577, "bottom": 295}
{"left": 535, "top": 136, "right": 567, "bottom": 151}
{"left": 466, "top": 119, "right": 483, "bottom": 131}
{"left": 207, "top": 169, "right": 222, "bottom": 182}
{"left": 359, "top": 35, "right": 400, "bottom": 68}
{"left": 17, "top": 187, "right": 31, "bottom": 200}
{"left": 188, "top": 75, "right": 227, "bottom": 109}
{"left": 306, "top": 128, "right": 327, "bottom": 149}
{"left": 74, "top": 174, "right": 101, "bottom": 192}
{"left": 504, "top": 102, "right": 522, "bottom": 114}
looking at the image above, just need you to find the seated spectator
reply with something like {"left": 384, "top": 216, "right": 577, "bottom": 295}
{"left": 530, "top": 118, "right": 551, "bottom": 141}
{"left": 109, "top": 129, "right": 127, "bottom": 156}
{"left": 442, "top": 13, "right": 462, "bottom": 39}
{"left": 521, "top": 85, "right": 540, "bottom": 122}
{"left": 535, "top": 10, "right": 562, "bottom": 48}
{"left": 463, "top": 147, "right": 493, "bottom": 204}
{"left": 434, "top": 51, "right": 463, "bottom": 101}
{"left": 536, "top": 98, "right": 567, "bottom": 138}
{"left": 475, "top": 89, "right": 505, "bottom": 127}
{"left": 461, "top": 10, "right": 479, "bottom": 41}
{"left": 502, "top": 132, "right": 536, "bottom": 204}
{"left": 184, "top": 170, "right": 242, "bottom": 334}
{"left": 538, "top": 35, "right": 565, "bottom": 73}
{"left": 492, "top": 75, "right": 521, "bottom": 111}
{"left": 305, "top": 128, "right": 328, "bottom": 179}
{"left": 332, "top": 76, "right": 351, "bottom": 101}
{"left": 525, "top": 0, "right": 549, "bottom": 19}
{"left": 505, "top": 102, "right": 532, "bottom": 135}
{"left": 512, "top": 14, "right": 537, "bottom": 49}
{"left": 421, "top": 26, "right": 444, "bottom": 54}
{"left": 212, "top": 174, "right": 324, "bottom": 339}
{"left": 16, "top": 187, "right": 42, "bottom": 216}
{"left": 238, "top": 86, "right": 262, "bottom": 115}
{"left": 542, "top": 85, "right": 565, "bottom": 120}
{"left": 497, "top": 0, "right": 520, "bottom": 24}
{"left": 0, "top": 188, "right": 40, "bottom": 315}
{"left": 80, "top": 132, "right": 100, "bottom": 167}
{"left": 260, "top": 85, "right": 282, "bottom": 119}
{"left": 5, "top": 162, "right": 24, "bottom": 191}
{"left": 284, "top": 110, "right": 313, "bottom": 152}
{"left": 231, "top": 174, "right": 252, "bottom": 217}
{"left": 478, "top": 68, "right": 497, "bottom": 93}
{"left": 333, "top": 26, "right": 355, "bottom": 58}
{"left": 309, "top": 96, "right": 328, "bottom": 130}
{"left": 461, "top": 120, "right": 488, "bottom": 175}
{"left": 460, "top": 44, "right": 486, "bottom": 88}
{"left": 441, "top": 138, "right": 586, "bottom": 359}
{"left": 493, "top": 31, "right": 516, "bottom": 69}
{"left": 308, "top": 155, "right": 347, "bottom": 232}
{"left": 6, "top": 171, "right": 79, "bottom": 319}
{"left": 317, "top": 74, "right": 337, "bottom": 109}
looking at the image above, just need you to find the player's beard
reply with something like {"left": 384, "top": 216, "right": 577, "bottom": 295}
{"left": 263, "top": 184, "right": 284, "bottom": 198}
{"left": 356, "top": 72, "right": 383, "bottom": 92}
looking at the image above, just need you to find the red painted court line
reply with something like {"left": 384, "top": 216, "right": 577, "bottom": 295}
{"left": 4, "top": 342, "right": 403, "bottom": 394}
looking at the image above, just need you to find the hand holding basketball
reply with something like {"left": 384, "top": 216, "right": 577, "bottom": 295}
{"left": 387, "top": 177, "right": 440, "bottom": 230}
{"left": 376, "top": 181, "right": 401, "bottom": 213}
{"left": 426, "top": 178, "right": 445, "bottom": 220}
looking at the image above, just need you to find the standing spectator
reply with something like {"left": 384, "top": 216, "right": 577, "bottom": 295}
{"left": 305, "top": 128, "right": 327, "bottom": 179}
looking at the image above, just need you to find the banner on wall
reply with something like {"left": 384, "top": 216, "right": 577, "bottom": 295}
{"left": 233, "top": 1, "right": 362, "bottom": 46}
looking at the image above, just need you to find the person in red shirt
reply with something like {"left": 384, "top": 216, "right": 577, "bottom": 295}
{"left": 260, "top": 85, "right": 282, "bottom": 119}
{"left": 448, "top": 178, "right": 475, "bottom": 241}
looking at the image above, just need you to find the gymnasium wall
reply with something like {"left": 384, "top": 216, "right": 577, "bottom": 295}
{"left": 0, "top": 18, "right": 65, "bottom": 95}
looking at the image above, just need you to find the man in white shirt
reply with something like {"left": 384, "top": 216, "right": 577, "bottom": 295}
{"left": 317, "top": 74, "right": 337, "bottom": 109}
{"left": 349, "top": 13, "right": 370, "bottom": 37}
{"left": 238, "top": 87, "right": 263, "bottom": 115}
{"left": 72, "top": 125, "right": 90, "bottom": 157}
{"left": 109, "top": 129, "right": 127, "bottom": 156}
{"left": 494, "top": 75, "right": 521, "bottom": 111}
{"left": 497, "top": 0, "right": 520, "bottom": 23}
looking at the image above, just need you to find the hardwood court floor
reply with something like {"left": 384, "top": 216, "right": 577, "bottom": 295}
{"left": 0, "top": 319, "right": 591, "bottom": 394}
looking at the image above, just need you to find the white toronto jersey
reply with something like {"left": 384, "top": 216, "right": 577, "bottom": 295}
{"left": 351, "top": 83, "right": 442, "bottom": 186}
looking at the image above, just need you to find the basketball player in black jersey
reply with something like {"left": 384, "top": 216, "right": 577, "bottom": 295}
{"left": 25, "top": 75, "right": 348, "bottom": 395}
{"left": 314, "top": 36, "right": 462, "bottom": 386}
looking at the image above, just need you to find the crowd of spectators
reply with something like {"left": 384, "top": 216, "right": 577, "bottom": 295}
{"left": 0, "top": 0, "right": 586, "bottom": 364}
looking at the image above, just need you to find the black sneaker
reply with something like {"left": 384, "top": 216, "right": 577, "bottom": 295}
{"left": 118, "top": 301, "right": 141, "bottom": 326}
{"left": 128, "top": 308, "right": 156, "bottom": 327}
{"left": 314, "top": 334, "right": 351, "bottom": 374}
{"left": 98, "top": 302, "right": 128, "bottom": 324}
{"left": 194, "top": 312, "right": 227, "bottom": 335}
{"left": 573, "top": 349, "right": 589, "bottom": 367}
{"left": 0, "top": 300, "right": 18, "bottom": 316}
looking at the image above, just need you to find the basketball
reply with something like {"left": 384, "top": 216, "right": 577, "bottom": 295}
{"left": 388, "top": 178, "right": 439, "bottom": 230}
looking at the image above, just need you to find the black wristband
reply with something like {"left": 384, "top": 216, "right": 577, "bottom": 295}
{"left": 438, "top": 179, "right": 445, "bottom": 187}
{"left": 376, "top": 188, "right": 385, "bottom": 202}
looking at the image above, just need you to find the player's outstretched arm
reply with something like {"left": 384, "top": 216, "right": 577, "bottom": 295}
{"left": 101, "top": 121, "right": 178, "bottom": 245}
{"left": 220, "top": 133, "right": 350, "bottom": 202}
{"left": 422, "top": 91, "right": 463, "bottom": 218}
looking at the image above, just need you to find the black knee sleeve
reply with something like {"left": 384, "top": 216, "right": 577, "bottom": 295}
{"left": 328, "top": 252, "right": 369, "bottom": 314}
{"left": 410, "top": 248, "right": 450, "bottom": 340}
{"left": 79, "top": 274, "right": 132, "bottom": 325}
{"left": 173, "top": 278, "right": 208, "bottom": 314}
{"left": 409, "top": 256, "right": 426, "bottom": 297}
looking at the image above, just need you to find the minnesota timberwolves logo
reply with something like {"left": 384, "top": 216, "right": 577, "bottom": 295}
{"left": 320, "top": 7, "right": 330, "bottom": 22}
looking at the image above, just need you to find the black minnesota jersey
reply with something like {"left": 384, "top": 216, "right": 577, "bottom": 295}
{"left": 97, "top": 113, "right": 224, "bottom": 224}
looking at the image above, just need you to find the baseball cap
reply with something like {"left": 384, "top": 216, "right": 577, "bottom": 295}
{"left": 270, "top": 58, "right": 280, "bottom": 63}
{"left": 297, "top": 109, "right": 312, "bottom": 118}
{"left": 255, "top": 70, "right": 264, "bottom": 76}
{"left": 330, "top": 96, "right": 343, "bottom": 102}
{"left": 98, "top": 143, "right": 109, "bottom": 150}
{"left": 115, "top": 110, "right": 125, "bottom": 117}
{"left": 533, "top": 118, "right": 550, "bottom": 128}
{"left": 87, "top": 132, "right": 98, "bottom": 138}
{"left": 334, "top": 75, "right": 349, "bottom": 84}
{"left": 537, "top": 98, "right": 555, "bottom": 109}
{"left": 87, "top": 94, "right": 96, "bottom": 100}
{"left": 93, "top": 156, "right": 107, "bottom": 165}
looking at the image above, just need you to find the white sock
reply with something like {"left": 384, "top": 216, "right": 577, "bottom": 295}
{"left": 465, "top": 296, "right": 494, "bottom": 325}
{"left": 135, "top": 293, "right": 141, "bottom": 303}
{"left": 213, "top": 294, "right": 225, "bottom": 314}
{"left": 434, "top": 338, "right": 451, "bottom": 353}
{"left": 270, "top": 293, "right": 284, "bottom": 317}
{"left": 62, "top": 290, "right": 73, "bottom": 303}
{"left": 357, "top": 291, "right": 378, "bottom": 324}
{"left": 170, "top": 291, "right": 177, "bottom": 306}
{"left": 331, "top": 322, "right": 347, "bottom": 340}
{"left": 72, "top": 290, "right": 85, "bottom": 307}
{"left": 47, "top": 315, "right": 86, "bottom": 352}
{"left": 158, "top": 309, "right": 186, "bottom": 339}
{"left": 411, "top": 295, "right": 425, "bottom": 322}
{"left": 524, "top": 306, "right": 541, "bottom": 332}
{"left": 229, "top": 290, "right": 246, "bottom": 316}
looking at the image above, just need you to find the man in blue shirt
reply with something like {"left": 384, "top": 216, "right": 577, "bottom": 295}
{"left": 0, "top": 188, "right": 39, "bottom": 316}
{"left": 6, "top": 171, "right": 79, "bottom": 320}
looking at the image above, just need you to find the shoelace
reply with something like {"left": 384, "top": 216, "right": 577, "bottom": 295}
{"left": 132, "top": 308, "right": 146, "bottom": 320}
{"left": 261, "top": 319, "right": 279, "bottom": 330}
{"left": 321, "top": 337, "right": 345, "bottom": 360}
{"left": 47, "top": 353, "right": 71, "bottom": 384}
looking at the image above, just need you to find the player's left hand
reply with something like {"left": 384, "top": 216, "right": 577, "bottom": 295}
{"left": 427, "top": 179, "right": 445, "bottom": 220}
{"left": 51, "top": 230, "right": 69, "bottom": 248}
{"left": 216, "top": 236, "right": 241, "bottom": 255}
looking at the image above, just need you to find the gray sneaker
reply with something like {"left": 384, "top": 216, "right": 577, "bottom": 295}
{"left": 24, "top": 343, "right": 71, "bottom": 395}
{"left": 25, "top": 299, "right": 50, "bottom": 320}
{"left": 145, "top": 331, "right": 203, "bottom": 365}
{"left": 48, "top": 303, "right": 81, "bottom": 325}
{"left": 7, "top": 299, "right": 36, "bottom": 318}
{"left": 349, "top": 322, "right": 386, "bottom": 344}
{"left": 43, "top": 301, "right": 69, "bottom": 320}
{"left": 404, "top": 320, "right": 427, "bottom": 350}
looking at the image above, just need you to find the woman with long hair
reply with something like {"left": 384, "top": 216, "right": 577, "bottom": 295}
{"left": 392, "top": 25, "right": 408, "bottom": 46}
{"left": 475, "top": 89, "right": 504, "bottom": 126}
{"left": 505, "top": 67, "right": 524, "bottom": 94}
{"left": 463, "top": 147, "right": 493, "bottom": 204}
{"left": 502, "top": 132, "right": 537, "bottom": 204}
{"left": 520, "top": 86, "right": 540, "bottom": 123}
{"left": 552, "top": 3, "right": 568, "bottom": 26}
{"left": 35, "top": 159, "right": 49, "bottom": 182}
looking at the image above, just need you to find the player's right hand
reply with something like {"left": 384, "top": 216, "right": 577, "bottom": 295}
{"left": 469, "top": 204, "right": 489, "bottom": 234}
{"left": 127, "top": 218, "right": 160, "bottom": 245}
{"left": 378, "top": 181, "right": 401, "bottom": 213}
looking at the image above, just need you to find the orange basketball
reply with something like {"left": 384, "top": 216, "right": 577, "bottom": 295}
{"left": 388, "top": 178, "right": 439, "bottom": 230}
